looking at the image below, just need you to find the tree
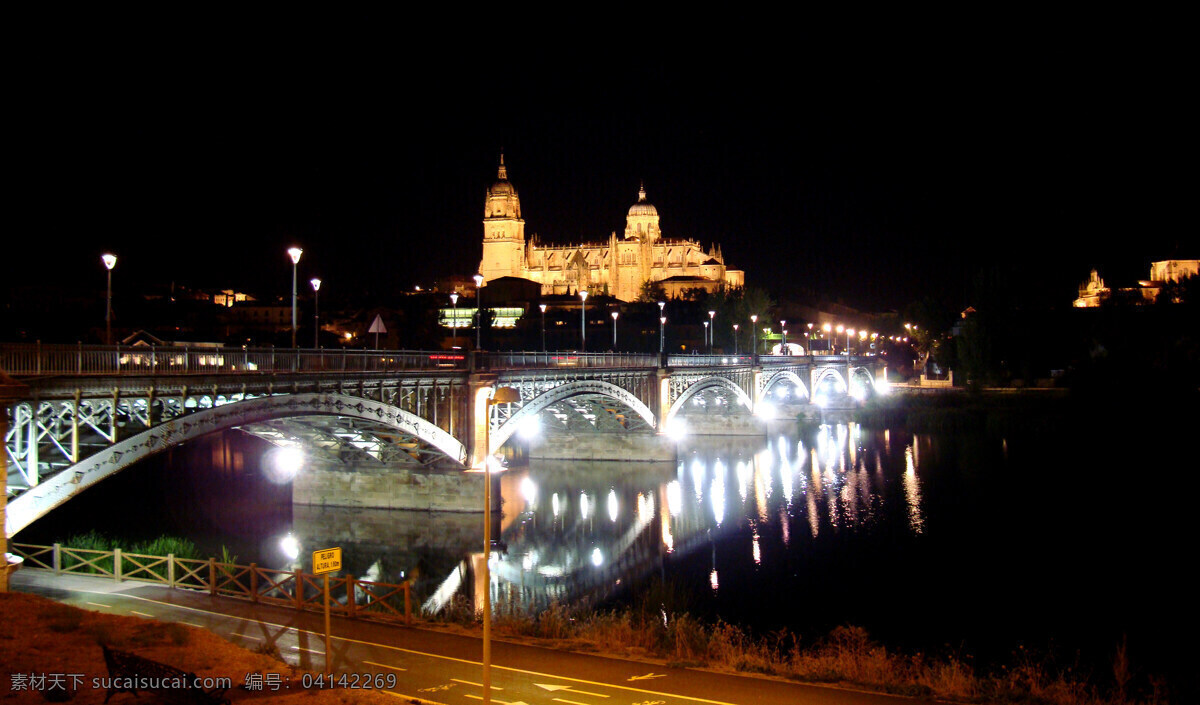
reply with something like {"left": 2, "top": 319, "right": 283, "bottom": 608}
{"left": 636, "top": 280, "right": 666, "bottom": 303}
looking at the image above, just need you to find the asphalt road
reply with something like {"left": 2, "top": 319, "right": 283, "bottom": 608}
{"left": 12, "top": 569, "right": 932, "bottom": 705}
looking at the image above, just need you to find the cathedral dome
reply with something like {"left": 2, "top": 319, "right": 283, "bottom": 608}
{"left": 628, "top": 184, "right": 657, "bottom": 217}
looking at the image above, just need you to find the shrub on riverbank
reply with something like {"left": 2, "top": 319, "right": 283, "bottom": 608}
{"left": 854, "top": 394, "right": 1069, "bottom": 436}
{"left": 445, "top": 600, "right": 1173, "bottom": 704}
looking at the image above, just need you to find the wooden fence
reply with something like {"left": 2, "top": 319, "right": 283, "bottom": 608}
{"left": 11, "top": 543, "right": 413, "bottom": 624}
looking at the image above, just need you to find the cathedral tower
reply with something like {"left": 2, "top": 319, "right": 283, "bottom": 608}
{"left": 479, "top": 154, "right": 526, "bottom": 282}
{"left": 623, "top": 183, "right": 660, "bottom": 242}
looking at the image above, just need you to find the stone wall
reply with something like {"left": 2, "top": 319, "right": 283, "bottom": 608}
{"left": 527, "top": 432, "right": 676, "bottom": 461}
{"left": 293, "top": 460, "right": 483, "bottom": 512}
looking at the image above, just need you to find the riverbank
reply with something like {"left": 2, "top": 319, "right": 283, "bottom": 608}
{"left": 428, "top": 594, "right": 1172, "bottom": 705}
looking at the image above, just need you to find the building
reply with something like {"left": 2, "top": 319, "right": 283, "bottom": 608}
{"left": 1073, "top": 259, "right": 1198, "bottom": 307}
{"left": 477, "top": 156, "right": 744, "bottom": 302}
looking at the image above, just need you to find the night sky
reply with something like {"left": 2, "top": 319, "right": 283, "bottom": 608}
{"left": 10, "top": 12, "right": 1191, "bottom": 314}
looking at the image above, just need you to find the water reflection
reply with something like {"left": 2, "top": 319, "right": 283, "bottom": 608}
{"left": 286, "top": 423, "right": 927, "bottom": 617}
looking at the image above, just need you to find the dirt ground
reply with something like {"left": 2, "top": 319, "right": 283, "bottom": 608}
{"left": 0, "top": 591, "right": 403, "bottom": 703}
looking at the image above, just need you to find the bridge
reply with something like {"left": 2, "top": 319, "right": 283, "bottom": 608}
{"left": 1, "top": 343, "right": 883, "bottom": 536}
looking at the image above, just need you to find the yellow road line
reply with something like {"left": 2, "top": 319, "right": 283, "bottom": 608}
{"left": 452, "top": 678, "right": 501, "bottom": 689}
{"left": 364, "top": 660, "right": 408, "bottom": 672}
{"left": 553, "top": 699, "right": 594, "bottom": 705}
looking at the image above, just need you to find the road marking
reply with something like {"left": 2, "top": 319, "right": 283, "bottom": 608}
{"left": 463, "top": 697, "right": 528, "bottom": 705}
{"left": 181, "top": 622, "right": 204, "bottom": 628}
{"left": 383, "top": 690, "right": 445, "bottom": 704}
{"left": 130, "top": 610, "right": 153, "bottom": 618}
{"left": 628, "top": 674, "right": 667, "bottom": 681}
{"left": 536, "top": 683, "right": 609, "bottom": 697}
{"left": 290, "top": 646, "right": 323, "bottom": 655}
{"left": 553, "top": 699, "right": 593, "bottom": 705}
{"left": 44, "top": 585, "right": 739, "bottom": 705}
{"left": 452, "top": 678, "right": 501, "bottom": 689}
{"left": 86, "top": 602, "right": 108, "bottom": 608}
{"left": 235, "top": 633, "right": 262, "bottom": 640}
{"left": 364, "top": 660, "right": 407, "bottom": 672}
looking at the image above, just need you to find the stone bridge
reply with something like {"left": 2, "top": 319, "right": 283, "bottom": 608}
{"left": 1, "top": 344, "right": 882, "bottom": 536}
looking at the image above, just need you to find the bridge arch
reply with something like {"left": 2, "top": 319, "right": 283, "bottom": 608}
{"left": 761, "top": 370, "right": 810, "bottom": 403}
{"left": 812, "top": 368, "right": 848, "bottom": 401}
{"left": 5, "top": 393, "right": 465, "bottom": 538}
{"left": 665, "top": 376, "right": 755, "bottom": 424}
{"left": 490, "top": 379, "right": 657, "bottom": 453}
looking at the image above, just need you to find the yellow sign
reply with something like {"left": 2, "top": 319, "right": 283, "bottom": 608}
{"left": 312, "top": 547, "right": 342, "bottom": 575}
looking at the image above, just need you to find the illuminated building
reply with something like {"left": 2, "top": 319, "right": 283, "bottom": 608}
{"left": 478, "top": 155, "right": 744, "bottom": 302}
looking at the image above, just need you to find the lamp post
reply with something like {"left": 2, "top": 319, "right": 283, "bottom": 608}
{"left": 823, "top": 323, "right": 833, "bottom": 354}
{"left": 539, "top": 304, "right": 546, "bottom": 352}
{"left": 750, "top": 314, "right": 758, "bottom": 360}
{"left": 657, "top": 302, "right": 665, "bottom": 354}
{"left": 836, "top": 324, "right": 844, "bottom": 355}
{"left": 481, "top": 386, "right": 520, "bottom": 705}
{"left": 733, "top": 323, "right": 739, "bottom": 355}
{"left": 102, "top": 253, "right": 116, "bottom": 345}
{"left": 579, "top": 290, "right": 588, "bottom": 352}
{"left": 310, "top": 278, "right": 321, "bottom": 348}
{"left": 807, "top": 323, "right": 814, "bottom": 355}
{"left": 450, "top": 293, "right": 459, "bottom": 347}
{"left": 846, "top": 328, "right": 855, "bottom": 357}
{"left": 781, "top": 320, "right": 787, "bottom": 356}
{"left": 474, "top": 274, "right": 484, "bottom": 349}
{"left": 703, "top": 321, "right": 709, "bottom": 353}
{"left": 287, "top": 247, "right": 303, "bottom": 348}
{"left": 707, "top": 310, "right": 715, "bottom": 353}
{"left": 611, "top": 311, "right": 618, "bottom": 349}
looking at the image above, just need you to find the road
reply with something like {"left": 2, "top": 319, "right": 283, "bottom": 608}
{"left": 13, "top": 569, "right": 931, "bottom": 705}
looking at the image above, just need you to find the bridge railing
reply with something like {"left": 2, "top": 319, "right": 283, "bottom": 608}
{"left": 478, "top": 351, "right": 660, "bottom": 370}
{"left": 666, "top": 354, "right": 755, "bottom": 367}
{"left": 0, "top": 343, "right": 469, "bottom": 376}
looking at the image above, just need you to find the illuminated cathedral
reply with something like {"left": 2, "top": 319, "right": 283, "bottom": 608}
{"left": 477, "top": 156, "right": 744, "bottom": 301}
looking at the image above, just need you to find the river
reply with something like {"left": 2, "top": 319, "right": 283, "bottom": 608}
{"left": 16, "top": 401, "right": 1193, "bottom": 689}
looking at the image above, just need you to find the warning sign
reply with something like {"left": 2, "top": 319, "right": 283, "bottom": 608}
{"left": 312, "top": 548, "right": 342, "bottom": 575}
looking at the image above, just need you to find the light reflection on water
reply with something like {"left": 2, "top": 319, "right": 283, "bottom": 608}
{"left": 478, "top": 422, "right": 923, "bottom": 614}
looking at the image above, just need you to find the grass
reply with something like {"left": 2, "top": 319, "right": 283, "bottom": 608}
{"left": 1, "top": 591, "right": 397, "bottom": 704}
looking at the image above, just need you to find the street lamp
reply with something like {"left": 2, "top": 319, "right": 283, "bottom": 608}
{"left": 732, "top": 323, "right": 739, "bottom": 355}
{"left": 823, "top": 323, "right": 832, "bottom": 354}
{"left": 846, "top": 328, "right": 855, "bottom": 357}
{"left": 781, "top": 320, "right": 787, "bottom": 356}
{"left": 750, "top": 314, "right": 758, "bottom": 359}
{"left": 708, "top": 310, "right": 715, "bottom": 352}
{"left": 611, "top": 311, "right": 619, "bottom": 349}
{"left": 657, "top": 302, "right": 665, "bottom": 354}
{"left": 579, "top": 290, "right": 588, "bottom": 351}
{"left": 807, "top": 323, "right": 814, "bottom": 355}
{"left": 481, "top": 385, "right": 521, "bottom": 705}
{"left": 836, "top": 324, "right": 844, "bottom": 355}
{"left": 539, "top": 304, "right": 547, "bottom": 352}
{"left": 450, "top": 293, "right": 459, "bottom": 347}
{"left": 287, "top": 247, "right": 303, "bottom": 348}
{"left": 102, "top": 253, "right": 116, "bottom": 345}
{"left": 311, "top": 278, "right": 321, "bottom": 348}
{"left": 703, "top": 321, "right": 709, "bottom": 353}
{"left": 474, "top": 274, "right": 484, "bottom": 349}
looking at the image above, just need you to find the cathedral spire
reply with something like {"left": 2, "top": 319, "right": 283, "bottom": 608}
{"left": 637, "top": 181, "right": 647, "bottom": 202}
{"left": 498, "top": 152, "right": 508, "bottom": 181}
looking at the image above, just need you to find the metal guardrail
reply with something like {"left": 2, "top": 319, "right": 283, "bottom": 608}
{"left": 478, "top": 351, "right": 659, "bottom": 370}
{"left": 0, "top": 343, "right": 877, "bottom": 378}
{"left": 11, "top": 542, "right": 413, "bottom": 624}
{"left": 0, "top": 343, "right": 468, "bottom": 376}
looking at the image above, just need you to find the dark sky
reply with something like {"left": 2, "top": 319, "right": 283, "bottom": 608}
{"left": 11, "top": 12, "right": 1191, "bottom": 313}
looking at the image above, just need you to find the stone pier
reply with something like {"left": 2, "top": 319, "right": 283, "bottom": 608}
{"left": 293, "top": 459, "right": 483, "bottom": 512}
